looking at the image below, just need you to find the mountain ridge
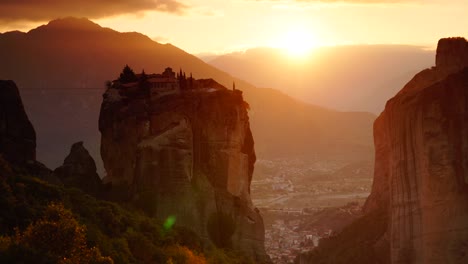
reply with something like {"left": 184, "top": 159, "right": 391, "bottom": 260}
{"left": 209, "top": 45, "right": 434, "bottom": 113}
{"left": 0, "top": 17, "right": 375, "bottom": 173}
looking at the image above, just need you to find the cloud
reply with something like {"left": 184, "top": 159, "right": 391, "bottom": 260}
{"left": 0, "top": 0, "right": 189, "bottom": 22}
{"left": 189, "top": 6, "right": 225, "bottom": 17}
{"left": 152, "top": 36, "right": 171, "bottom": 43}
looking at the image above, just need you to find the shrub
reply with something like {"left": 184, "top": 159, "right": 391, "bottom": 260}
{"left": 118, "top": 65, "right": 138, "bottom": 84}
{"left": 0, "top": 203, "right": 113, "bottom": 264}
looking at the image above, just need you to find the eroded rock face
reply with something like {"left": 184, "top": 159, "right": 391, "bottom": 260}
{"left": 99, "top": 82, "right": 269, "bottom": 262}
{"left": 0, "top": 80, "right": 56, "bottom": 182}
{"left": 436, "top": 37, "right": 468, "bottom": 73}
{"left": 54, "top": 142, "right": 102, "bottom": 195}
{"left": 0, "top": 80, "right": 36, "bottom": 165}
{"left": 365, "top": 38, "right": 468, "bottom": 264}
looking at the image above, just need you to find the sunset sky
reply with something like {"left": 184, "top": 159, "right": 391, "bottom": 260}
{"left": 0, "top": 0, "right": 467, "bottom": 54}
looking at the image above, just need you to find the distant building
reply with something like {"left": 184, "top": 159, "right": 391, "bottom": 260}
{"left": 148, "top": 77, "right": 179, "bottom": 90}
{"left": 115, "top": 66, "right": 229, "bottom": 99}
{"left": 148, "top": 67, "right": 180, "bottom": 98}
{"left": 162, "top": 67, "right": 176, "bottom": 78}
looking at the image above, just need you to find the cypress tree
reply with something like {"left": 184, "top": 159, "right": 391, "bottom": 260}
{"left": 118, "top": 64, "right": 138, "bottom": 84}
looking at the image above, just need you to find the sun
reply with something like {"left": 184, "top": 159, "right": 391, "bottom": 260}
{"left": 278, "top": 28, "right": 317, "bottom": 57}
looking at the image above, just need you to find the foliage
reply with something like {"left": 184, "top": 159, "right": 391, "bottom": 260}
{"left": 0, "top": 155, "right": 12, "bottom": 173}
{"left": 206, "top": 248, "right": 255, "bottom": 264}
{"left": 164, "top": 245, "right": 206, "bottom": 264}
{"left": 139, "top": 70, "right": 151, "bottom": 91}
{"left": 118, "top": 65, "right": 138, "bottom": 84}
{"left": 0, "top": 203, "right": 113, "bottom": 264}
{"left": 133, "top": 189, "right": 159, "bottom": 216}
{"left": 0, "top": 162, "right": 250, "bottom": 264}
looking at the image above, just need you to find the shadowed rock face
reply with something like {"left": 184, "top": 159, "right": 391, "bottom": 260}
{"left": 365, "top": 38, "right": 468, "bottom": 264}
{"left": 0, "top": 80, "right": 36, "bottom": 165}
{"left": 0, "top": 80, "right": 55, "bottom": 182}
{"left": 99, "top": 82, "right": 269, "bottom": 262}
{"left": 54, "top": 141, "right": 102, "bottom": 195}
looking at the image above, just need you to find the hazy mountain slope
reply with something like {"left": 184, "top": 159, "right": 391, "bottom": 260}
{"left": 0, "top": 17, "right": 375, "bottom": 172}
{"left": 245, "top": 87, "right": 374, "bottom": 161}
{"left": 209, "top": 46, "right": 434, "bottom": 113}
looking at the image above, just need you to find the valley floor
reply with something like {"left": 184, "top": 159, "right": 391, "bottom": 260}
{"left": 251, "top": 158, "right": 373, "bottom": 263}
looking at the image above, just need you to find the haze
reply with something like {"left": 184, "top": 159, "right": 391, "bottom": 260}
{"left": 1, "top": 1, "right": 468, "bottom": 263}
{"left": 1, "top": 0, "right": 467, "bottom": 54}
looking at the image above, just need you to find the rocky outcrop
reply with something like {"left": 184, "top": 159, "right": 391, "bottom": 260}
{"left": 365, "top": 37, "right": 468, "bottom": 263}
{"left": 0, "top": 80, "right": 57, "bottom": 182}
{"left": 0, "top": 80, "right": 36, "bottom": 165}
{"left": 99, "top": 79, "right": 269, "bottom": 262}
{"left": 54, "top": 142, "right": 102, "bottom": 195}
{"left": 436, "top": 37, "right": 468, "bottom": 73}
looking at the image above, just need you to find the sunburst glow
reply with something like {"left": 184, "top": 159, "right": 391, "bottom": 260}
{"left": 278, "top": 28, "right": 317, "bottom": 57}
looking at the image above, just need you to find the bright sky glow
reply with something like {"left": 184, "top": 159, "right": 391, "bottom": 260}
{"left": 0, "top": 0, "right": 467, "bottom": 55}
{"left": 276, "top": 27, "right": 317, "bottom": 56}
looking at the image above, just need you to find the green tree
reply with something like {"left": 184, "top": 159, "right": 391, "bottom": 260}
{"left": 2, "top": 203, "right": 113, "bottom": 264}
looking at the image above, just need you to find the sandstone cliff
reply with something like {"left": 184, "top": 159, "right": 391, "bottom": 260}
{"left": 0, "top": 80, "right": 103, "bottom": 186}
{"left": 0, "top": 80, "right": 59, "bottom": 182}
{"left": 99, "top": 79, "right": 270, "bottom": 262}
{"left": 365, "top": 37, "right": 468, "bottom": 263}
{"left": 0, "top": 80, "right": 36, "bottom": 165}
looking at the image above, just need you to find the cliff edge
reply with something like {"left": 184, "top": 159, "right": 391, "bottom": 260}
{"left": 0, "top": 80, "right": 36, "bottom": 165}
{"left": 99, "top": 70, "right": 270, "bottom": 262}
{"left": 365, "top": 37, "right": 468, "bottom": 263}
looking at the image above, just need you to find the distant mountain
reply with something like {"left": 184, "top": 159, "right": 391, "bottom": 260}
{"left": 208, "top": 46, "right": 434, "bottom": 113}
{"left": 0, "top": 17, "right": 375, "bottom": 172}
